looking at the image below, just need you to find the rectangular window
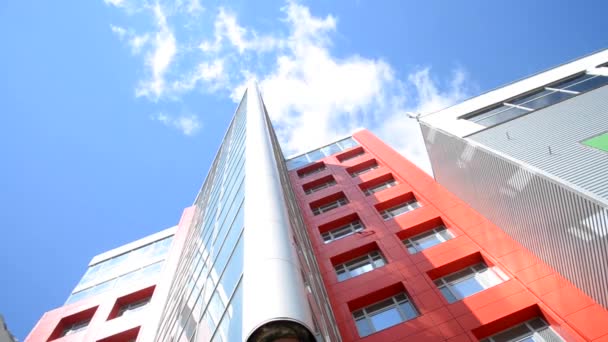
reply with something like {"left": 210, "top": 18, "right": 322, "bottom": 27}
{"left": 364, "top": 179, "right": 397, "bottom": 196}
{"left": 582, "top": 132, "right": 608, "bottom": 152}
{"left": 403, "top": 226, "right": 454, "bottom": 253}
{"left": 380, "top": 199, "right": 421, "bottom": 220}
{"left": 466, "top": 73, "right": 608, "bottom": 127}
{"left": 312, "top": 197, "right": 348, "bottom": 215}
{"left": 353, "top": 293, "right": 418, "bottom": 337}
{"left": 322, "top": 220, "right": 364, "bottom": 243}
{"left": 61, "top": 319, "right": 91, "bottom": 337}
{"left": 480, "top": 317, "right": 564, "bottom": 342}
{"left": 286, "top": 137, "right": 358, "bottom": 170}
{"left": 350, "top": 164, "right": 378, "bottom": 177}
{"left": 434, "top": 262, "right": 507, "bottom": 303}
{"left": 304, "top": 179, "right": 337, "bottom": 195}
{"left": 117, "top": 297, "right": 151, "bottom": 317}
{"left": 335, "top": 251, "right": 385, "bottom": 281}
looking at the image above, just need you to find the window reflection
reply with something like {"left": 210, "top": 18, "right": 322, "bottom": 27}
{"left": 74, "top": 235, "right": 173, "bottom": 293}
{"left": 66, "top": 261, "right": 165, "bottom": 304}
{"left": 466, "top": 72, "right": 608, "bottom": 127}
{"left": 286, "top": 137, "right": 359, "bottom": 170}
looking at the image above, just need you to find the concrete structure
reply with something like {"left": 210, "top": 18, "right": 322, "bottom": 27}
{"left": 419, "top": 49, "right": 608, "bottom": 310}
{"left": 0, "top": 315, "right": 17, "bottom": 342}
{"left": 27, "top": 79, "right": 608, "bottom": 341}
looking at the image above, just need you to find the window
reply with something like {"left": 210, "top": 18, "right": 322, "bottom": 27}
{"left": 286, "top": 137, "right": 358, "bottom": 170}
{"left": 335, "top": 251, "right": 385, "bottom": 281}
{"left": 403, "top": 226, "right": 454, "bottom": 253}
{"left": 298, "top": 164, "right": 326, "bottom": 178}
{"left": 466, "top": 73, "right": 608, "bottom": 127}
{"left": 350, "top": 163, "right": 379, "bottom": 177}
{"left": 117, "top": 297, "right": 151, "bottom": 317}
{"left": 434, "top": 262, "right": 507, "bottom": 303}
{"left": 364, "top": 179, "right": 397, "bottom": 196}
{"left": 304, "top": 179, "right": 337, "bottom": 195}
{"left": 61, "top": 319, "right": 90, "bottom": 337}
{"left": 480, "top": 317, "right": 564, "bottom": 342}
{"left": 582, "top": 131, "right": 608, "bottom": 152}
{"left": 353, "top": 293, "right": 418, "bottom": 337}
{"left": 312, "top": 197, "right": 348, "bottom": 215}
{"left": 321, "top": 220, "right": 364, "bottom": 243}
{"left": 380, "top": 199, "right": 421, "bottom": 220}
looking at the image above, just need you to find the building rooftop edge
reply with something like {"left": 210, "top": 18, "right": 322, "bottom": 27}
{"left": 89, "top": 225, "right": 177, "bottom": 266}
{"left": 283, "top": 127, "right": 365, "bottom": 161}
{"left": 421, "top": 46, "right": 608, "bottom": 120}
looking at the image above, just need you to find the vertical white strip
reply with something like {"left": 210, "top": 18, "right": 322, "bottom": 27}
{"left": 242, "top": 83, "right": 315, "bottom": 339}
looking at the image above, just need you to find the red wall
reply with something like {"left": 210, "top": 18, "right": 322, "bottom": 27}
{"left": 25, "top": 206, "right": 194, "bottom": 342}
{"left": 289, "top": 130, "right": 608, "bottom": 342}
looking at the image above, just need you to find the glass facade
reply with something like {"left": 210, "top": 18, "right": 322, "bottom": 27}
{"left": 353, "top": 293, "right": 418, "bottom": 337}
{"left": 380, "top": 199, "right": 421, "bottom": 220}
{"left": 155, "top": 94, "right": 247, "bottom": 342}
{"left": 286, "top": 137, "right": 359, "bottom": 170}
{"left": 403, "top": 226, "right": 454, "bottom": 254}
{"left": 66, "top": 235, "right": 173, "bottom": 304}
{"left": 150, "top": 87, "right": 340, "bottom": 342}
{"left": 466, "top": 72, "right": 608, "bottom": 127}
{"left": 312, "top": 197, "right": 349, "bottom": 216}
{"left": 434, "top": 263, "right": 508, "bottom": 303}
{"left": 480, "top": 317, "right": 564, "bottom": 342}
{"left": 335, "top": 251, "right": 385, "bottom": 282}
{"left": 321, "top": 220, "right": 364, "bottom": 243}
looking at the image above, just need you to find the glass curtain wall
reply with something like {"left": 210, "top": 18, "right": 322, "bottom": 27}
{"left": 154, "top": 93, "right": 247, "bottom": 342}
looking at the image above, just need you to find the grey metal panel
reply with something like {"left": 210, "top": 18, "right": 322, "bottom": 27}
{"left": 469, "top": 86, "right": 608, "bottom": 204}
{"left": 242, "top": 84, "right": 316, "bottom": 340}
{"left": 421, "top": 123, "right": 608, "bottom": 309}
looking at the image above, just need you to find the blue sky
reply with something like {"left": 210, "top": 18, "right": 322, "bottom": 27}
{"left": 1, "top": 0, "right": 607, "bottom": 338}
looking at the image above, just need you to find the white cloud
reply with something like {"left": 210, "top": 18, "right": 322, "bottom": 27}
{"left": 135, "top": 3, "right": 177, "bottom": 99}
{"left": 232, "top": 2, "right": 470, "bottom": 173}
{"left": 199, "top": 8, "right": 282, "bottom": 54}
{"left": 154, "top": 113, "right": 201, "bottom": 135}
{"left": 104, "top": 0, "right": 125, "bottom": 7}
{"left": 110, "top": 25, "right": 127, "bottom": 39}
{"left": 172, "top": 59, "right": 225, "bottom": 92}
{"left": 106, "top": 1, "right": 472, "bottom": 160}
{"left": 186, "top": 0, "right": 203, "bottom": 15}
{"left": 110, "top": 24, "right": 149, "bottom": 55}
{"left": 128, "top": 33, "right": 150, "bottom": 54}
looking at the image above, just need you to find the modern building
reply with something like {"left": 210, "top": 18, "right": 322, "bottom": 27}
{"left": 0, "top": 315, "right": 17, "bottom": 342}
{"left": 28, "top": 79, "right": 608, "bottom": 341}
{"left": 26, "top": 227, "right": 177, "bottom": 341}
{"left": 419, "top": 49, "right": 608, "bottom": 311}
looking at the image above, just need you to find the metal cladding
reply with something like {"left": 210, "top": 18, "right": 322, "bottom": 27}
{"left": 242, "top": 84, "right": 317, "bottom": 340}
{"left": 469, "top": 86, "right": 608, "bottom": 204}
{"left": 421, "top": 122, "right": 608, "bottom": 309}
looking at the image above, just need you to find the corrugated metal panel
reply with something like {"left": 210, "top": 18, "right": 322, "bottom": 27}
{"left": 469, "top": 86, "right": 608, "bottom": 203}
{"left": 421, "top": 123, "right": 608, "bottom": 309}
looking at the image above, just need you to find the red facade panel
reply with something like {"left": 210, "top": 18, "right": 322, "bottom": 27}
{"left": 289, "top": 129, "right": 608, "bottom": 341}
{"left": 26, "top": 207, "right": 194, "bottom": 342}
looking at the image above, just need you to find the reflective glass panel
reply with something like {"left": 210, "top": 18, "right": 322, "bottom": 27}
{"left": 564, "top": 75, "right": 608, "bottom": 93}
{"left": 474, "top": 106, "right": 528, "bottom": 127}
{"left": 515, "top": 90, "right": 574, "bottom": 110}
{"left": 369, "top": 308, "right": 402, "bottom": 332}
